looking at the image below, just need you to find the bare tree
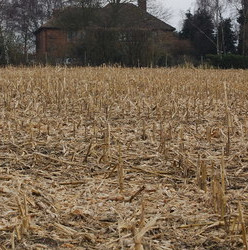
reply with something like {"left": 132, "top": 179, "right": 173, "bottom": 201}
{"left": 2, "top": 0, "right": 70, "bottom": 59}
{"left": 227, "top": 0, "right": 248, "bottom": 55}
{"left": 239, "top": 0, "right": 248, "bottom": 55}
{"left": 148, "top": 0, "right": 172, "bottom": 22}
{"left": 0, "top": 0, "right": 11, "bottom": 64}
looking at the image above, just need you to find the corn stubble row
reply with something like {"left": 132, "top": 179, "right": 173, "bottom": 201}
{"left": 0, "top": 66, "right": 247, "bottom": 249}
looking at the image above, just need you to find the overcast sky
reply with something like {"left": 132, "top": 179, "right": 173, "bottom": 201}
{"left": 164, "top": 0, "right": 196, "bottom": 30}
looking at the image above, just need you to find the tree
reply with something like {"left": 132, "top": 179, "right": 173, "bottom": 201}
{"left": 2, "top": 0, "right": 41, "bottom": 62}
{"left": 198, "top": 0, "right": 248, "bottom": 55}
{"left": 237, "top": 0, "right": 248, "bottom": 55}
{"left": 196, "top": 0, "right": 229, "bottom": 54}
{"left": 180, "top": 9, "right": 216, "bottom": 58}
{"left": 196, "top": 0, "right": 213, "bottom": 13}
{"left": 0, "top": 28, "right": 7, "bottom": 65}
{"left": 1, "top": 0, "right": 70, "bottom": 60}
{"left": 67, "top": 0, "right": 102, "bottom": 7}
{"left": 217, "top": 18, "right": 237, "bottom": 54}
{"left": 0, "top": 0, "right": 7, "bottom": 64}
{"left": 0, "top": 26, "right": 24, "bottom": 65}
{"left": 148, "top": 0, "right": 172, "bottom": 22}
{"left": 40, "top": 0, "right": 70, "bottom": 19}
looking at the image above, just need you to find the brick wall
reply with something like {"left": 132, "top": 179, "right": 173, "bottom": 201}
{"left": 36, "top": 28, "right": 68, "bottom": 59}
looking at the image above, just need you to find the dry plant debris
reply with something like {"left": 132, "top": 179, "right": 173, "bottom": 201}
{"left": 0, "top": 66, "right": 247, "bottom": 249}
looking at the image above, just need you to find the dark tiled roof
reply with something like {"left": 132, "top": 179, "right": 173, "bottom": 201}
{"left": 34, "top": 20, "right": 60, "bottom": 34}
{"left": 100, "top": 3, "right": 175, "bottom": 31}
{"left": 35, "top": 3, "right": 175, "bottom": 34}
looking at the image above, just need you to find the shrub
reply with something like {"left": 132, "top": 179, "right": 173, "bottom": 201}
{"left": 207, "top": 54, "right": 248, "bottom": 69}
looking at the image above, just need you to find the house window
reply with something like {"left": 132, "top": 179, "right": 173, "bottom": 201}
{"left": 67, "top": 30, "right": 85, "bottom": 41}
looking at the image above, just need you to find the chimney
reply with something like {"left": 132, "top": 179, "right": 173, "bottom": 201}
{"left": 138, "top": 0, "right": 147, "bottom": 12}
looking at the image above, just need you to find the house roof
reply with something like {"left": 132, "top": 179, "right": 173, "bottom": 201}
{"left": 34, "top": 3, "right": 175, "bottom": 34}
{"left": 100, "top": 3, "right": 175, "bottom": 31}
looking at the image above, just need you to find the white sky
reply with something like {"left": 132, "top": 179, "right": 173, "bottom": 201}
{"left": 163, "top": 0, "right": 196, "bottom": 30}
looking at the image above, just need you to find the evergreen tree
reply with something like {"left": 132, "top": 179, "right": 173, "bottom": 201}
{"left": 217, "top": 18, "right": 237, "bottom": 54}
{"left": 180, "top": 9, "right": 216, "bottom": 58}
{"left": 237, "top": 7, "right": 248, "bottom": 55}
{"left": 180, "top": 11, "right": 194, "bottom": 40}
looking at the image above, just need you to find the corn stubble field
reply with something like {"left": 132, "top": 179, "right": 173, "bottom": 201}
{"left": 0, "top": 66, "right": 248, "bottom": 250}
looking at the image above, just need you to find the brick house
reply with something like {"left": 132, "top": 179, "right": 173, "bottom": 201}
{"left": 34, "top": 0, "right": 182, "bottom": 66}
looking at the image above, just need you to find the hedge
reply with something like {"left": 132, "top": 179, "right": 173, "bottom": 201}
{"left": 206, "top": 54, "right": 248, "bottom": 69}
